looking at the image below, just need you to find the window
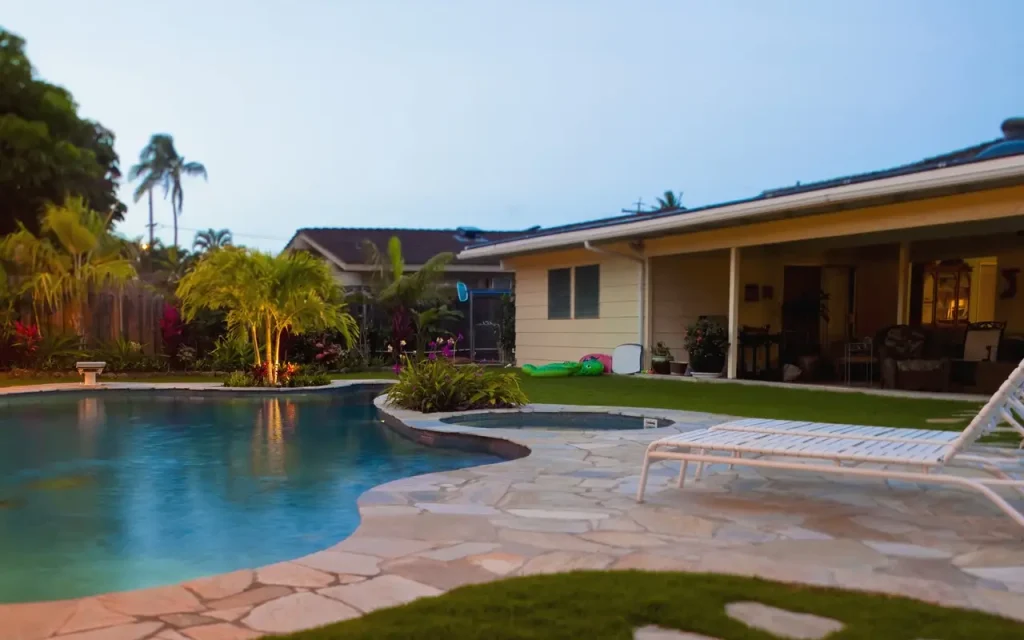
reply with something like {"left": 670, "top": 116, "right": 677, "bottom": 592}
{"left": 547, "top": 268, "right": 571, "bottom": 319}
{"left": 488, "top": 276, "right": 513, "bottom": 290}
{"left": 574, "top": 265, "right": 600, "bottom": 318}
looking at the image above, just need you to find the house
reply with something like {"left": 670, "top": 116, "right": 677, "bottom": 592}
{"left": 457, "top": 118, "right": 1024, "bottom": 391}
{"left": 284, "top": 226, "right": 526, "bottom": 360}
{"left": 283, "top": 227, "right": 524, "bottom": 291}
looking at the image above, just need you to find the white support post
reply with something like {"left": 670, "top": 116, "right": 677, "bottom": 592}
{"left": 896, "top": 241, "right": 910, "bottom": 324}
{"left": 727, "top": 247, "right": 741, "bottom": 379}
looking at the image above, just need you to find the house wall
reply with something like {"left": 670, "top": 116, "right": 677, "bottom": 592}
{"left": 649, "top": 251, "right": 730, "bottom": 362}
{"left": 505, "top": 246, "right": 641, "bottom": 365}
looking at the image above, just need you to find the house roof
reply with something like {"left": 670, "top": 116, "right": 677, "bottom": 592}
{"left": 287, "top": 227, "right": 528, "bottom": 268}
{"left": 459, "top": 123, "right": 1024, "bottom": 260}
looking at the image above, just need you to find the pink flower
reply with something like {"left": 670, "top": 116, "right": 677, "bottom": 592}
{"left": 392, "top": 363, "right": 403, "bottom": 374}
{"left": 428, "top": 352, "right": 436, "bottom": 361}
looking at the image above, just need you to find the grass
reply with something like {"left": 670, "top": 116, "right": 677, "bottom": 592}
{"left": 271, "top": 570, "right": 1024, "bottom": 640}
{"left": 516, "top": 374, "right": 978, "bottom": 430}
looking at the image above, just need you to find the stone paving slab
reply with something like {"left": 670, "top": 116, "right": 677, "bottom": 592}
{"left": 1, "top": 382, "right": 1023, "bottom": 638}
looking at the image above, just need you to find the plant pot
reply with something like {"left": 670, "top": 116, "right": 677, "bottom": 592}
{"left": 691, "top": 371, "right": 723, "bottom": 379}
{"left": 651, "top": 358, "right": 672, "bottom": 375}
{"left": 689, "top": 354, "right": 725, "bottom": 376}
{"left": 669, "top": 361, "right": 687, "bottom": 376}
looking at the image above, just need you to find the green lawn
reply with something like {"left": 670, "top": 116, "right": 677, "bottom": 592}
{"left": 271, "top": 570, "right": 1023, "bottom": 640}
{"left": 516, "top": 374, "right": 979, "bottom": 430}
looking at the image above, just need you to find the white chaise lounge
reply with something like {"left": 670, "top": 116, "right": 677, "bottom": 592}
{"left": 708, "top": 386, "right": 1024, "bottom": 448}
{"left": 636, "top": 358, "right": 1024, "bottom": 530}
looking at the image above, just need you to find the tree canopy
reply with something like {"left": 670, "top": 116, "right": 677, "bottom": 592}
{"left": 360, "top": 236, "right": 453, "bottom": 358}
{"left": 653, "top": 190, "right": 685, "bottom": 212}
{"left": 0, "top": 196, "right": 135, "bottom": 337}
{"left": 177, "top": 248, "right": 357, "bottom": 384}
{"left": 0, "top": 28, "right": 125, "bottom": 236}
{"left": 128, "top": 134, "right": 207, "bottom": 247}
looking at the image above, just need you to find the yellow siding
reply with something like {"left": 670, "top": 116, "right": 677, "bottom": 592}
{"left": 507, "top": 247, "right": 641, "bottom": 365}
{"left": 650, "top": 251, "right": 729, "bottom": 363}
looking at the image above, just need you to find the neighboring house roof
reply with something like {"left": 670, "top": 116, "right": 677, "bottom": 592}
{"left": 285, "top": 227, "right": 528, "bottom": 270}
{"left": 459, "top": 120, "right": 1024, "bottom": 260}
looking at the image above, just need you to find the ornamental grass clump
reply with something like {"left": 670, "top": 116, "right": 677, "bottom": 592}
{"left": 388, "top": 355, "right": 527, "bottom": 413}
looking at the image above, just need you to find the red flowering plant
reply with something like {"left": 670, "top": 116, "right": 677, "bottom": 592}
{"left": 683, "top": 317, "right": 729, "bottom": 373}
{"left": 13, "top": 321, "right": 41, "bottom": 354}
{"left": 159, "top": 304, "right": 184, "bottom": 359}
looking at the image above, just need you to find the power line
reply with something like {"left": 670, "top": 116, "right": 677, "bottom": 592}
{"left": 152, "top": 223, "right": 290, "bottom": 243}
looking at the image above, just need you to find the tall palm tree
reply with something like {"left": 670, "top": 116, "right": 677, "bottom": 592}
{"left": 653, "top": 190, "right": 685, "bottom": 212}
{"left": 193, "top": 228, "right": 233, "bottom": 252}
{"left": 0, "top": 196, "right": 136, "bottom": 338}
{"left": 128, "top": 134, "right": 207, "bottom": 248}
{"left": 128, "top": 134, "right": 175, "bottom": 247}
{"left": 166, "top": 154, "right": 208, "bottom": 248}
{"left": 361, "top": 236, "right": 453, "bottom": 360}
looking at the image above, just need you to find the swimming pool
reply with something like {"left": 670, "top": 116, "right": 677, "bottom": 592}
{"left": 440, "top": 411, "right": 673, "bottom": 430}
{"left": 0, "top": 387, "right": 499, "bottom": 603}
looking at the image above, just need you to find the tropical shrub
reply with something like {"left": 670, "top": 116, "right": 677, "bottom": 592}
{"left": 224, "top": 371, "right": 255, "bottom": 387}
{"left": 285, "top": 372, "right": 331, "bottom": 387}
{"left": 222, "top": 362, "right": 330, "bottom": 388}
{"left": 337, "top": 348, "right": 368, "bottom": 372}
{"left": 208, "top": 333, "right": 254, "bottom": 372}
{"left": 175, "top": 344, "right": 198, "bottom": 369}
{"left": 32, "top": 333, "right": 85, "bottom": 370}
{"left": 388, "top": 357, "right": 527, "bottom": 413}
{"left": 96, "top": 338, "right": 167, "bottom": 372}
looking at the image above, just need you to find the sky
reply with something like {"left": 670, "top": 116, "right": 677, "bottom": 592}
{"left": 4, "top": 1, "right": 1023, "bottom": 251}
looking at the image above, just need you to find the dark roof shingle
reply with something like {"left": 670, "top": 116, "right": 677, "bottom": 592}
{"left": 296, "top": 227, "right": 526, "bottom": 266}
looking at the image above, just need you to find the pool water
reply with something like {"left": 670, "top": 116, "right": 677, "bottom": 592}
{"left": 441, "top": 412, "right": 672, "bottom": 430}
{"left": 0, "top": 388, "right": 499, "bottom": 603}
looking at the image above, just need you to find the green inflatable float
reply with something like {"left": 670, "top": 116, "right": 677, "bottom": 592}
{"left": 522, "top": 361, "right": 581, "bottom": 377}
{"left": 522, "top": 360, "right": 604, "bottom": 377}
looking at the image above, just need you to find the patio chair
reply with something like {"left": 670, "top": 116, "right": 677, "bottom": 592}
{"left": 636, "top": 358, "right": 1024, "bottom": 529}
{"left": 702, "top": 362, "right": 1024, "bottom": 449}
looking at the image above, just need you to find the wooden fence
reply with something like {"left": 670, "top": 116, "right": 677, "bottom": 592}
{"left": 18, "top": 281, "right": 168, "bottom": 354}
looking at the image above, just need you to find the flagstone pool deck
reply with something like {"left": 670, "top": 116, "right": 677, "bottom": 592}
{"left": 2, "top": 382, "right": 1024, "bottom": 639}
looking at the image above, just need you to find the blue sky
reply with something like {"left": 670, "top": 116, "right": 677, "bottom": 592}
{"left": 5, "top": 1, "right": 1023, "bottom": 250}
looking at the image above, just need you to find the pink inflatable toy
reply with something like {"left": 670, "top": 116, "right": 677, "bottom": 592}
{"left": 579, "top": 353, "right": 612, "bottom": 373}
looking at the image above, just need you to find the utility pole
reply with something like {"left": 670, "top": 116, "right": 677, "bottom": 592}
{"left": 621, "top": 197, "right": 646, "bottom": 215}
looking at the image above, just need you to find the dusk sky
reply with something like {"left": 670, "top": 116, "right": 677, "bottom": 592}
{"left": 5, "top": 1, "right": 1023, "bottom": 250}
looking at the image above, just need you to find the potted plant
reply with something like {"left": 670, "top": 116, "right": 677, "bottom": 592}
{"left": 650, "top": 342, "right": 673, "bottom": 375}
{"left": 684, "top": 317, "right": 729, "bottom": 378}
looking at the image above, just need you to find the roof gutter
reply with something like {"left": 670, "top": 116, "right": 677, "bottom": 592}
{"left": 458, "top": 155, "right": 1024, "bottom": 260}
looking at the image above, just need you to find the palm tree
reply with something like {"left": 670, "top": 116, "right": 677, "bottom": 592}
{"left": 166, "top": 154, "right": 208, "bottom": 248}
{"left": 653, "top": 190, "right": 685, "bottom": 212}
{"left": 128, "top": 134, "right": 174, "bottom": 247}
{"left": 0, "top": 196, "right": 136, "bottom": 338}
{"left": 128, "top": 134, "right": 207, "bottom": 248}
{"left": 177, "top": 248, "right": 357, "bottom": 384}
{"left": 193, "top": 228, "right": 233, "bottom": 252}
{"left": 360, "top": 236, "right": 453, "bottom": 361}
